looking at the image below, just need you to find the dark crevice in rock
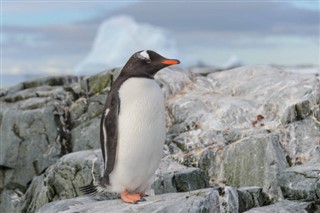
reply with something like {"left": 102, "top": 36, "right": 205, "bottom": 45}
{"left": 12, "top": 123, "right": 24, "bottom": 141}
{"left": 285, "top": 155, "right": 293, "bottom": 167}
{"left": 63, "top": 86, "right": 85, "bottom": 102}
{"left": 32, "top": 160, "right": 40, "bottom": 176}
{"left": 171, "top": 172, "right": 177, "bottom": 191}
{"left": 295, "top": 100, "right": 311, "bottom": 121}
{"left": 305, "top": 202, "right": 319, "bottom": 213}
{"left": 54, "top": 106, "right": 73, "bottom": 156}
{"left": 171, "top": 139, "right": 187, "bottom": 152}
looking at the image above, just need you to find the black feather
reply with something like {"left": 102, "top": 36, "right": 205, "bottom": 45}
{"left": 79, "top": 181, "right": 98, "bottom": 196}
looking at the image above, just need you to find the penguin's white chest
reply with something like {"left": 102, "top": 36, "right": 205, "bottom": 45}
{"left": 109, "top": 77, "right": 166, "bottom": 193}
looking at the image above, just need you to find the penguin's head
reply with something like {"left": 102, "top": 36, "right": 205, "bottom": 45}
{"left": 121, "top": 50, "right": 180, "bottom": 77}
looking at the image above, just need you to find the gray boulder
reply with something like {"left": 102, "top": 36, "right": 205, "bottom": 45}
{"left": 19, "top": 150, "right": 209, "bottom": 212}
{"left": 152, "top": 167, "right": 209, "bottom": 195}
{"left": 278, "top": 118, "right": 320, "bottom": 166}
{"left": 1, "top": 65, "right": 320, "bottom": 212}
{"left": 80, "top": 70, "right": 112, "bottom": 96}
{"left": 166, "top": 65, "right": 320, "bottom": 158}
{"left": 164, "top": 65, "right": 319, "bottom": 200}
{"left": 0, "top": 83, "right": 78, "bottom": 188}
{"left": 176, "top": 132, "right": 288, "bottom": 200}
{"left": 244, "top": 200, "right": 320, "bottom": 213}
{"left": 0, "top": 76, "right": 81, "bottom": 213}
{"left": 19, "top": 150, "right": 102, "bottom": 213}
{"left": 278, "top": 163, "right": 320, "bottom": 201}
{"left": 0, "top": 106, "right": 61, "bottom": 188}
{"left": 36, "top": 186, "right": 270, "bottom": 213}
{"left": 69, "top": 71, "right": 112, "bottom": 152}
{"left": 71, "top": 117, "right": 101, "bottom": 151}
{"left": 35, "top": 188, "right": 221, "bottom": 213}
{"left": 238, "top": 187, "right": 271, "bottom": 212}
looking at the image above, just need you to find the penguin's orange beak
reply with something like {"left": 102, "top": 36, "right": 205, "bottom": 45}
{"left": 161, "top": 59, "right": 180, "bottom": 65}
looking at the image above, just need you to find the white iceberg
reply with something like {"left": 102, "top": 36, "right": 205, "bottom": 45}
{"left": 75, "top": 15, "right": 179, "bottom": 75}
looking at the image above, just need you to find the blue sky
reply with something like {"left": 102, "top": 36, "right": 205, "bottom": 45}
{"left": 1, "top": 0, "right": 319, "bottom": 84}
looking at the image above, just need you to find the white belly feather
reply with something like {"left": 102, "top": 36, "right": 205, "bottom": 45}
{"left": 109, "top": 77, "right": 166, "bottom": 193}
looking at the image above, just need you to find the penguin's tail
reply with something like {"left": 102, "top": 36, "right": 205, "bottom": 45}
{"left": 79, "top": 177, "right": 110, "bottom": 196}
{"left": 79, "top": 180, "right": 98, "bottom": 195}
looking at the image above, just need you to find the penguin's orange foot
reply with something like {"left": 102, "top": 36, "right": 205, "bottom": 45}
{"left": 120, "top": 190, "right": 145, "bottom": 204}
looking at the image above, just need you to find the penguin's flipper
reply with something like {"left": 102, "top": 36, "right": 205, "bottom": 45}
{"left": 100, "top": 94, "right": 120, "bottom": 183}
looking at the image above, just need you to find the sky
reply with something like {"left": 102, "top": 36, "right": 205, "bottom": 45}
{"left": 1, "top": 0, "right": 319, "bottom": 87}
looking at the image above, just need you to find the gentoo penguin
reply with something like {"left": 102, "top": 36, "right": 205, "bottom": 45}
{"left": 81, "top": 50, "right": 180, "bottom": 203}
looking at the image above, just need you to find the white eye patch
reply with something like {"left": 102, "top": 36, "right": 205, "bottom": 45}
{"left": 136, "top": 50, "right": 151, "bottom": 63}
{"left": 140, "top": 50, "right": 150, "bottom": 60}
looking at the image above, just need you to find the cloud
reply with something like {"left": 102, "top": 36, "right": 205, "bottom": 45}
{"left": 104, "top": 1, "right": 318, "bottom": 37}
{"left": 2, "top": 23, "right": 97, "bottom": 75}
{"left": 1, "top": 1, "right": 138, "bottom": 75}
{"left": 97, "top": 1, "right": 318, "bottom": 66}
{"left": 1, "top": 1, "right": 319, "bottom": 77}
{"left": 2, "top": 1, "right": 134, "bottom": 26}
{"left": 2, "top": 23, "right": 95, "bottom": 58}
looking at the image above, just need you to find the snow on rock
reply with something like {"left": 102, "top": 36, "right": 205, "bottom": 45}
{"left": 75, "top": 15, "right": 179, "bottom": 75}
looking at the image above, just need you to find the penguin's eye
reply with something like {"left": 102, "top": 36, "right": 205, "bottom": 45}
{"left": 145, "top": 58, "right": 151, "bottom": 64}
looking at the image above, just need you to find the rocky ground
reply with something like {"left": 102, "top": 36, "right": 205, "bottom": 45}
{"left": 0, "top": 65, "right": 319, "bottom": 213}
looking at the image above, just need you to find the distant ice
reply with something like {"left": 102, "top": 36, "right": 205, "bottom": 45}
{"left": 221, "top": 56, "right": 242, "bottom": 70}
{"left": 73, "top": 15, "right": 318, "bottom": 77}
{"left": 75, "top": 15, "right": 179, "bottom": 75}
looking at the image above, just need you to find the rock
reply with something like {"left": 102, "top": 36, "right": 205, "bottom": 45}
{"left": 0, "top": 75, "right": 85, "bottom": 212}
{"left": 238, "top": 187, "right": 271, "bottom": 212}
{"left": 20, "top": 151, "right": 208, "bottom": 212}
{"left": 80, "top": 70, "right": 112, "bottom": 96}
{"left": 278, "top": 118, "right": 320, "bottom": 165}
{"left": 152, "top": 167, "right": 209, "bottom": 195}
{"left": 179, "top": 133, "right": 288, "bottom": 200}
{"left": 278, "top": 163, "right": 320, "bottom": 201}
{"left": 69, "top": 97, "right": 89, "bottom": 122}
{"left": 20, "top": 150, "right": 103, "bottom": 213}
{"left": 0, "top": 106, "right": 62, "bottom": 188}
{"left": 2, "top": 65, "right": 320, "bottom": 212}
{"left": 36, "top": 186, "right": 269, "bottom": 213}
{"left": 165, "top": 65, "right": 319, "bottom": 200}
{"left": 69, "top": 96, "right": 106, "bottom": 152}
{"left": 189, "top": 67, "right": 221, "bottom": 76}
{"left": 0, "top": 76, "right": 80, "bottom": 195}
{"left": 0, "top": 189, "right": 24, "bottom": 213}
{"left": 166, "top": 65, "right": 320, "bottom": 151}
{"left": 71, "top": 118, "right": 101, "bottom": 152}
{"left": 221, "top": 133, "right": 288, "bottom": 198}
{"left": 173, "top": 168, "right": 208, "bottom": 192}
{"left": 35, "top": 188, "right": 218, "bottom": 213}
{"left": 3, "top": 76, "right": 79, "bottom": 97}
{"left": 244, "top": 200, "right": 320, "bottom": 213}
{"left": 156, "top": 67, "right": 195, "bottom": 99}
{"left": 26, "top": 150, "right": 268, "bottom": 213}
{"left": 21, "top": 76, "right": 80, "bottom": 89}
{"left": 69, "top": 94, "right": 105, "bottom": 125}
